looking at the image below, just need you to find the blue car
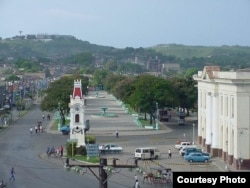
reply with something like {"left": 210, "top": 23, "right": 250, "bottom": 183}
{"left": 60, "top": 125, "right": 70, "bottom": 135}
{"left": 184, "top": 152, "right": 211, "bottom": 162}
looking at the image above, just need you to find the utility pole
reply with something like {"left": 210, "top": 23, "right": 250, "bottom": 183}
{"left": 155, "top": 102, "right": 159, "bottom": 130}
{"left": 99, "top": 158, "right": 108, "bottom": 188}
{"left": 192, "top": 123, "right": 195, "bottom": 144}
{"left": 67, "top": 157, "right": 138, "bottom": 188}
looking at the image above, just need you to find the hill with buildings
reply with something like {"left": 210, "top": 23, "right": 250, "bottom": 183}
{"left": 1, "top": 34, "right": 250, "bottom": 73}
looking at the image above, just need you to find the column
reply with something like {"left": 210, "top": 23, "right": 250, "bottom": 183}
{"left": 211, "top": 94, "right": 219, "bottom": 148}
{"left": 205, "top": 92, "right": 212, "bottom": 145}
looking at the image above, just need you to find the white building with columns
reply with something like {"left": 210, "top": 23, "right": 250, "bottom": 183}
{"left": 193, "top": 66, "right": 250, "bottom": 170}
{"left": 68, "top": 80, "right": 86, "bottom": 147}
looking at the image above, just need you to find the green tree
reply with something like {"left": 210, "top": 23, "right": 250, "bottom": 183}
{"left": 103, "top": 73, "right": 126, "bottom": 93}
{"left": 128, "top": 74, "right": 177, "bottom": 124}
{"left": 105, "top": 60, "right": 118, "bottom": 72}
{"left": 169, "top": 76, "right": 197, "bottom": 115}
{"left": 14, "top": 59, "right": 42, "bottom": 72}
{"left": 92, "top": 69, "right": 110, "bottom": 89}
{"left": 113, "top": 77, "right": 136, "bottom": 103}
{"left": 6, "top": 74, "right": 21, "bottom": 81}
{"left": 40, "top": 74, "right": 89, "bottom": 124}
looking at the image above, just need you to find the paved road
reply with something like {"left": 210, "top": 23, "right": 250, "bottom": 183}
{"left": 0, "top": 104, "right": 125, "bottom": 188}
{"left": 83, "top": 91, "right": 228, "bottom": 172}
{"left": 0, "top": 90, "right": 230, "bottom": 188}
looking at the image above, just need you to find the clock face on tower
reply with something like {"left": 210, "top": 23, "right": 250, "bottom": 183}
{"left": 75, "top": 105, "right": 80, "bottom": 111}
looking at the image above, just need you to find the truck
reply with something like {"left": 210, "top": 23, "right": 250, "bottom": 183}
{"left": 174, "top": 141, "right": 197, "bottom": 150}
{"left": 159, "top": 109, "right": 171, "bottom": 122}
{"left": 99, "top": 143, "right": 123, "bottom": 154}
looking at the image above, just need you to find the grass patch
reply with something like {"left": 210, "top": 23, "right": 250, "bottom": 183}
{"left": 124, "top": 104, "right": 136, "bottom": 114}
{"left": 51, "top": 121, "right": 58, "bottom": 130}
{"left": 51, "top": 119, "right": 70, "bottom": 131}
{"left": 139, "top": 119, "right": 153, "bottom": 125}
{"left": 70, "top": 155, "right": 100, "bottom": 163}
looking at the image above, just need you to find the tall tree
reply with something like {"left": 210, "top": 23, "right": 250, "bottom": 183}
{"left": 128, "top": 74, "right": 177, "bottom": 124}
{"left": 40, "top": 74, "right": 88, "bottom": 124}
{"left": 92, "top": 69, "right": 110, "bottom": 89}
{"left": 169, "top": 76, "right": 197, "bottom": 115}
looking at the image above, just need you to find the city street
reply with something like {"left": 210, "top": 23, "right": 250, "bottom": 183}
{"left": 0, "top": 90, "right": 227, "bottom": 188}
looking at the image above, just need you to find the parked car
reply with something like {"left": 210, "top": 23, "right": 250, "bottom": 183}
{"left": 185, "top": 149, "right": 209, "bottom": 157}
{"left": 60, "top": 125, "right": 70, "bottom": 135}
{"left": 179, "top": 147, "right": 199, "bottom": 156}
{"left": 175, "top": 141, "right": 197, "bottom": 150}
{"left": 180, "top": 147, "right": 210, "bottom": 157}
{"left": 99, "top": 143, "right": 123, "bottom": 154}
{"left": 184, "top": 152, "right": 211, "bottom": 162}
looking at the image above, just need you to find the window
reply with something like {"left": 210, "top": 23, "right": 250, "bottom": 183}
{"left": 75, "top": 114, "right": 79, "bottom": 123}
{"left": 135, "top": 149, "right": 141, "bottom": 153}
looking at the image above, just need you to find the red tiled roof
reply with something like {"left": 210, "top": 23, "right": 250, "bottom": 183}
{"left": 73, "top": 87, "right": 82, "bottom": 99}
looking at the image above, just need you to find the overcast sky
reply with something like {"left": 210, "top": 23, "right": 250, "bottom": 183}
{"left": 0, "top": 0, "right": 250, "bottom": 48}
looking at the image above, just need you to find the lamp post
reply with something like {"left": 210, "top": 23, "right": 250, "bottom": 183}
{"left": 57, "top": 102, "right": 62, "bottom": 131}
{"left": 192, "top": 123, "right": 195, "bottom": 144}
{"left": 155, "top": 102, "right": 159, "bottom": 130}
{"left": 87, "top": 138, "right": 90, "bottom": 160}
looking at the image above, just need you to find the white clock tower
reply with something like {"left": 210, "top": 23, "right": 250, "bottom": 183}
{"left": 69, "top": 79, "right": 86, "bottom": 146}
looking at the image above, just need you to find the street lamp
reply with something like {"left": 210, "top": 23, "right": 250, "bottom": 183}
{"left": 192, "top": 123, "right": 195, "bottom": 144}
{"left": 155, "top": 102, "right": 159, "bottom": 130}
{"left": 57, "top": 102, "right": 62, "bottom": 131}
{"left": 87, "top": 138, "right": 90, "bottom": 160}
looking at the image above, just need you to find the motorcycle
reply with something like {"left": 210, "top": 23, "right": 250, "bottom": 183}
{"left": 0, "top": 180, "right": 6, "bottom": 188}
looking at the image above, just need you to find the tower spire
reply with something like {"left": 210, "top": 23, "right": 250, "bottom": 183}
{"left": 72, "top": 79, "right": 83, "bottom": 99}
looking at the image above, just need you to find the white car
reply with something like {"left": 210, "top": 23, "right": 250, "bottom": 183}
{"left": 179, "top": 146, "right": 199, "bottom": 156}
{"left": 175, "top": 141, "right": 192, "bottom": 150}
{"left": 99, "top": 143, "right": 123, "bottom": 154}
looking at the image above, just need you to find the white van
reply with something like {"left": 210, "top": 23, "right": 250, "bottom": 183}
{"left": 134, "top": 147, "right": 161, "bottom": 160}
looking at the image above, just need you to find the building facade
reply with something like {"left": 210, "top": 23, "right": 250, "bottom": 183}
{"left": 193, "top": 66, "right": 250, "bottom": 170}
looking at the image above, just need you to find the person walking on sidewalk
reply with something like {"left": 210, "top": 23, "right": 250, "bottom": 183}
{"left": 115, "top": 130, "right": 119, "bottom": 138}
{"left": 9, "top": 167, "right": 15, "bottom": 181}
{"left": 35, "top": 126, "right": 38, "bottom": 134}
{"left": 168, "top": 149, "right": 172, "bottom": 159}
{"left": 30, "top": 127, "right": 33, "bottom": 135}
{"left": 60, "top": 145, "right": 64, "bottom": 157}
{"left": 134, "top": 179, "right": 140, "bottom": 188}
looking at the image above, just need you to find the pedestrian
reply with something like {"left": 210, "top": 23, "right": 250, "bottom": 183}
{"left": 38, "top": 125, "right": 40, "bottom": 133}
{"left": 47, "top": 114, "right": 50, "bottom": 121}
{"left": 35, "top": 126, "right": 38, "bottom": 134}
{"left": 135, "top": 174, "right": 138, "bottom": 181}
{"left": 115, "top": 130, "right": 119, "bottom": 138}
{"left": 134, "top": 179, "right": 140, "bottom": 188}
{"left": 65, "top": 158, "right": 69, "bottom": 167}
{"left": 60, "top": 145, "right": 64, "bottom": 157}
{"left": 168, "top": 149, "right": 172, "bottom": 159}
{"left": 47, "top": 146, "right": 51, "bottom": 158}
{"left": 134, "top": 174, "right": 139, "bottom": 187}
{"left": 42, "top": 114, "right": 45, "bottom": 120}
{"left": 30, "top": 127, "right": 33, "bottom": 135}
{"left": 56, "top": 147, "right": 60, "bottom": 157}
{"left": 9, "top": 167, "right": 15, "bottom": 181}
